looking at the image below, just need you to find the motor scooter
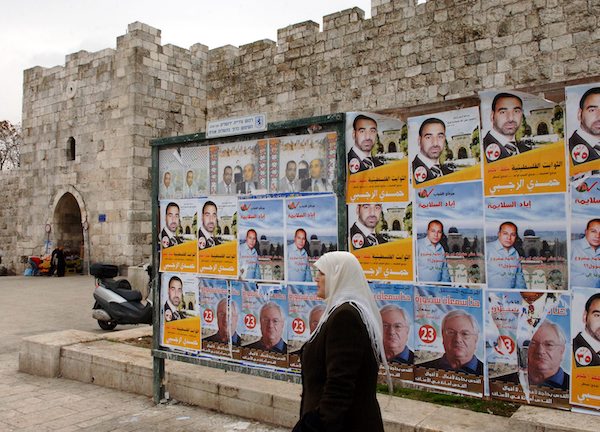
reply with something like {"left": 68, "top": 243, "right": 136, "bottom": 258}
{"left": 91, "top": 263, "right": 152, "bottom": 330}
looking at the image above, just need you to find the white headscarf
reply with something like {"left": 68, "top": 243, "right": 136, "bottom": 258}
{"left": 310, "top": 251, "right": 392, "bottom": 390}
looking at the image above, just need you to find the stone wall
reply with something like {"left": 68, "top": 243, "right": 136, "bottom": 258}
{"left": 0, "top": 171, "right": 19, "bottom": 273}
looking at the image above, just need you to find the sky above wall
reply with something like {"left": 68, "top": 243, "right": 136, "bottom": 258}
{"left": 0, "top": 0, "right": 373, "bottom": 124}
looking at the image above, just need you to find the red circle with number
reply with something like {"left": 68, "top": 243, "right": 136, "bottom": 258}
{"left": 203, "top": 309, "right": 214, "bottom": 323}
{"left": 244, "top": 313, "right": 256, "bottom": 329}
{"left": 419, "top": 324, "right": 437, "bottom": 344}
{"left": 292, "top": 318, "right": 306, "bottom": 335}
{"left": 499, "top": 335, "right": 515, "bottom": 354}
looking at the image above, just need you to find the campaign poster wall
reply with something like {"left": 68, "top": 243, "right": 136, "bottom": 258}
{"left": 487, "top": 291, "right": 570, "bottom": 408}
{"left": 570, "top": 174, "right": 600, "bottom": 289}
{"left": 285, "top": 194, "right": 338, "bottom": 282}
{"left": 161, "top": 272, "right": 201, "bottom": 352}
{"left": 287, "top": 284, "right": 325, "bottom": 370}
{"left": 571, "top": 287, "right": 600, "bottom": 410}
{"left": 408, "top": 107, "right": 481, "bottom": 187}
{"left": 565, "top": 83, "right": 600, "bottom": 176}
{"left": 413, "top": 285, "right": 484, "bottom": 396}
{"left": 485, "top": 193, "right": 568, "bottom": 290}
{"left": 200, "top": 278, "right": 241, "bottom": 359}
{"left": 372, "top": 283, "right": 415, "bottom": 382}
{"left": 197, "top": 196, "right": 237, "bottom": 277}
{"left": 209, "top": 139, "right": 268, "bottom": 195}
{"left": 480, "top": 90, "right": 566, "bottom": 197}
{"left": 159, "top": 148, "right": 183, "bottom": 199}
{"left": 240, "top": 282, "right": 288, "bottom": 368}
{"left": 180, "top": 146, "right": 209, "bottom": 198}
{"left": 415, "top": 181, "right": 485, "bottom": 285}
{"left": 159, "top": 199, "right": 198, "bottom": 273}
{"left": 269, "top": 132, "right": 337, "bottom": 194}
{"left": 348, "top": 202, "right": 413, "bottom": 281}
{"left": 346, "top": 112, "right": 409, "bottom": 204}
{"left": 238, "top": 197, "right": 285, "bottom": 281}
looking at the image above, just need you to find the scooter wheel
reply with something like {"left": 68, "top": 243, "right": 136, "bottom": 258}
{"left": 97, "top": 320, "right": 117, "bottom": 330}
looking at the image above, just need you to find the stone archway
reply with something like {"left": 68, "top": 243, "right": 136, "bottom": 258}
{"left": 50, "top": 186, "right": 89, "bottom": 271}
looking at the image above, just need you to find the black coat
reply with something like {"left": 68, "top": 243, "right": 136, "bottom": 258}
{"left": 573, "top": 332, "right": 600, "bottom": 367}
{"left": 569, "top": 131, "right": 600, "bottom": 165}
{"left": 294, "top": 303, "right": 383, "bottom": 432}
{"left": 483, "top": 131, "right": 531, "bottom": 162}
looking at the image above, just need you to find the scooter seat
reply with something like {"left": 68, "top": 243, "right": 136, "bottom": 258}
{"left": 114, "top": 288, "right": 142, "bottom": 302}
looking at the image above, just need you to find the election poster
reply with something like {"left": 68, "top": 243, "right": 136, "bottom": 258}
{"left": 159, "top": 199, "right": 198, "bottom": 273}
{"left": 161, "top": 272, "right": 201, "bottom": 352}
{"left": 408, "top": 107, "right": 481, "bottom": 187}
{"left": 238, "top": 197, "right": 285, "bottom": 281}
{"left": 240, "top": 282, "right": 288, "bottom": 368}
{"left": 287, "top": 284, "right": 325, "bottom": 371}
{"left": 200, "top": 278, "right": 241, "bottom": 359}
{"left": 159, "top": 148, "right": 183, "bottom": 200}
{"left": 480, "top": 90, "right": 566, "bottom": 197}
{"left": 415, "top": 181, "right": 485, "bottom": 285}
{"left": 413, "top": 285, "right": 485, "bottom": 396}
{"left": 285, "top": 194, "right": 338, "bottom": 282}
{"left": 371, "top": 283, "right": 414, "bottom": 382}
{"left": 570, "top": 173, "right": 600, "bottom": 288}
{"left": 485, "top": 193, "right": 568, "bottom": 290}
{"left": 269, "top": 132, "right": 337, "bottom": 194}
{"left": 348, "top": 202, "right": 413, "bottom": 281}
{"left": 487, "top": 291, "right": 570, "bottom": 408}
{"left": 180, "top": 145, "right": 209, "bottom": 198}
{"left": 197, "top": 196, "right": 237, "bottom": 277}
{"left": 209, "top": 139, "right": 268, "bottom": 195}
{"left": 346, "top": 112, "right": 409, "bottom": 204}
{"left": 565, "top": 83, "right": 600, "bottom": 176}
{"left": 571, "top": 287, "right": 600, "bottom": 411}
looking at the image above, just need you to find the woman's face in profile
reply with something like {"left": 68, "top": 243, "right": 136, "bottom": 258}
{"left": 316, "top": 270, "right": 326, "bottom": 299}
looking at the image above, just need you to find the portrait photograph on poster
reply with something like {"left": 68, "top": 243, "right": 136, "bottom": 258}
{"left": 408, "top": 107, "right": 481, "bottom": 187}
{"left": 159, "top": 148, "right": 183, "bottom": 199}
{"left": 480, "top": 89, "right": 566, "bottom": 197}
{"left": 161, "top": 272, "right": 201, "bottom": 353}
{"left": 209, "top": 139, "right": 268, "bottom": 195}
{"left": 238, "top": 197, "right": 285, "bottom": 281}
{"left": 415, "top": 181, "right": 485, "bottom": 285}
{"left": 197, "top": 196, "right": 237, "bottom": 277}
{"left": 240, "top": 282, "right": 288, "bottom": 368}
{"left": 180, "top": 146, "right": 209, "bottom": 198}
{"left": 371, "top": 283, "right": 414, "bottom": 382}
{"left": 487, "top": 291, "right": 570, "bottom": 408}
{"left": 159, "top": 199, "right": 198, "bottom": 273}
{"left": 485, "top": 193, "right": 568, "bottom": 290}
{"left": 346, "top": 112, "right": 409, "bottom": 204}
{"left": 269, "top": 132, "right": 337, "bottom": 194}
{"left": 348, "top": 201, "right": 413, "bottom": 281}
{"left": 287, "top": 284, "right": 325, "bottom": 370}
{"left": 565, "top": 83, "right": 600, "bottom": 176}
{"left": 413, "top": 285, "right": 485, "bottom": 396}
{"left": 570, "top": 173, "right": 600, "bottom": 288}
{"left": 285, "top": 194, "right": 338, "bottom": 282}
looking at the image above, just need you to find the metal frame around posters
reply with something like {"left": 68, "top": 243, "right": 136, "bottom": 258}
{"left": 149, "top": 113, "right": 347, "bottom": 403}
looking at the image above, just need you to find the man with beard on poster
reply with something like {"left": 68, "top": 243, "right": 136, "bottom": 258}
{"left": 412, "top": 118, "right": 455, "bottom": 184}
{"left": 160, "top": 202, "right": 183, "bottom": 248}
{"left": 350, "top": 203, "right": 388, "bottom": 250}
{"left": 198, "top": 200, "right": 220, "bottom": 249}
{"left": 569, "top": 87, "right": 600, "bottom": 166}
{"left": 347, "top": 114, "right": 384, "bottom": 174}
{"left": 381, "top": 304, "right": 413, "bottom": 364}
{"left": 573, "top": 292, "right": 600, "bottom": 367}
{"left": 420, "top": 310, "right": 483, "bottom": 375}
{"left": 164, "top": 276, "right": 186, "bottom": 322}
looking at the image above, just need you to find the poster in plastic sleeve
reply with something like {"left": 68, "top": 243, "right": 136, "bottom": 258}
{"left": 180, "top": 146, "right": 209, "bottom": 198}
{"left": 161, "top": 273, "right": 201, "bottom": 352}
{"left": 240, "top": 282, "right": 288, "bottom": 368}
{"left": 159, "top": 148, "right": 183, "bottom": 199}
{"left": 487, "top": 291, "right": 570, "bottom": 408}
{"left": 480, "top": 89, "right": 566, "bottom": 197}
{"left": 565, "top": 83, "right": 600, "bottom": 176}
{"left": 238, "top": 197, "right": 285, "bottom": 281}
{"left": 571, "top": 287, "right": 600, "bottom": 410}
{"left": 285, "top": 194, "right": 338, "bottom": 282}
{"left": 200, "top": 278, "right": 241, "bottom": 359}
{"left": 159, "top": 199, "right": 198, "bottom": 273}
{"left": 348, "top": 202, "right": 413, "bottom": 281}
{"left": 346, "top": 112, "right": 409, "bottom": 203}
{"left": 287, "top": 284, "right": 325, "bottom": 371}
{"left": 209, "top": 138, "right": 268, "bottom": 195}
{"left": 408, "top": 107, "right": 481, "bottom": 187}
{"left": 415, "top": 181, "right": 485, "bottom": 285}
{"left": 269, "top": 132, "right": 337, "bottom": 193}
{"left": 197, "top": 196, "right": 237, "bottom": 277}
{"left": 570, "top": 174, "right": 600, "bottom": 288}
{"left": 371, "top": 283, "right": 414, "bottom": 382}
{"left": 485, "top": 193, "right": 568, "bottom": 290}
{"left": 413, "top": 285, "right": 484, "bottom": 396}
